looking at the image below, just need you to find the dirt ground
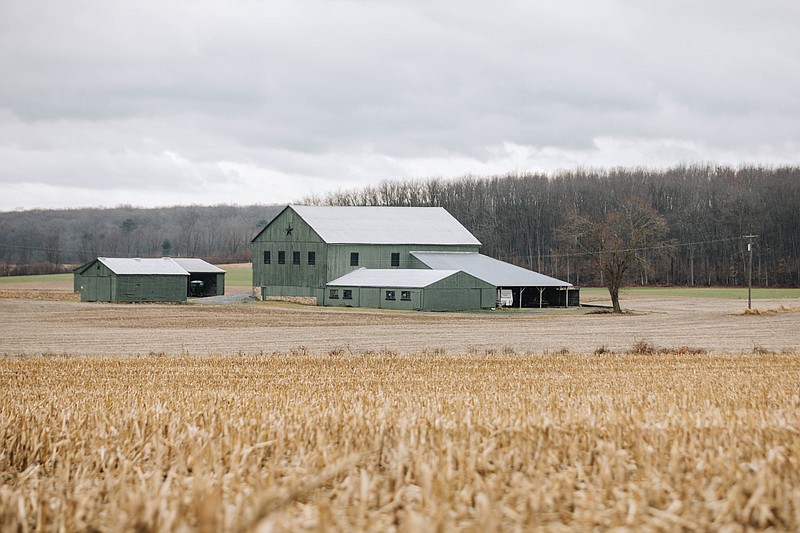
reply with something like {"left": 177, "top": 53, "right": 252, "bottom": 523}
{"left": 1, "top": 282, "right": 798, "bottom": 355}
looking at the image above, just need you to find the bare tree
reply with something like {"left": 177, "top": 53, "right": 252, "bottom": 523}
{"left": 561, "top": 197, "right": 671, "bottom": 313}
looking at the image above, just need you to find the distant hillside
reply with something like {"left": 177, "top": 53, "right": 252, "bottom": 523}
{"left": 0, "top": 204, "right": 282, "bottom": 275}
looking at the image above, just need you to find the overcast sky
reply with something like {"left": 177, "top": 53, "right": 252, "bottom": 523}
{"left": 1, "top": 1, "right": 798, "bottom": 211}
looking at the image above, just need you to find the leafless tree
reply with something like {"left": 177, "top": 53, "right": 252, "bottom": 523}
{"left": 560, "top": 197, "right": 672, "bottom": 313}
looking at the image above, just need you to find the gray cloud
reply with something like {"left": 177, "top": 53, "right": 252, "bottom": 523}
{"left": 1, "top": 0, "right": 798, "bottom": 210}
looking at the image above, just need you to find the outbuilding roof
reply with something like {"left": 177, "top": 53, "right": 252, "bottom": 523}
{"left": 327, "top": 268, "right": 461, "bottom": 288}
{"left": 171, "top": 258, "right": 226, "bottom": 273}
{"left": 284, "top": 205, "right": 482, "bottom": 245}
{"left": 96, "top": 257, "right": 189, "bottom": 275}
{"left": 411, "top": 251, "right": 572, "bottom": 287}
{"left": 75, "top": 257, "right": 225, "bottom": 276}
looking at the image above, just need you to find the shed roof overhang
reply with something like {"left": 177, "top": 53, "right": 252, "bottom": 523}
{"left": 411, "top": 251, "right": 572, "bottom": 288}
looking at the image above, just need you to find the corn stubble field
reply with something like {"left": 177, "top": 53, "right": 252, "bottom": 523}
{"left": 2, "top": 349, "right": 800, "bottom": 531}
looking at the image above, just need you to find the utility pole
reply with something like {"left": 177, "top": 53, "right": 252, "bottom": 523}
{"left": 744, "top": 235, "right": 758, "bottom": 309}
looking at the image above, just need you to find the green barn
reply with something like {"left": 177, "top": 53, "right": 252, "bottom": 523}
{"left": 74, "top": 257, "right": 225, "bottom": 303}
{"left": 252, "top": 205, "right": 578, "bottom": 311}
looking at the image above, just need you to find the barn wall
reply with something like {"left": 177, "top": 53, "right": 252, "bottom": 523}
{"left": 326, "top": 243, "right": 479, "bottom": 282}
{"left": 422, "top": 289, "right": 483, "bottom": 311}
{"left": 325, "top": 285, "right": 423, "bottom": 310}
{"left": 76, "top": 261, "right": 115, "bottom": 302}
{"left": 359, "top": 287, "right": 380, "bottom": 308}
{"left": 263, "top": 285, "right": 321, "bottom": 299}
{"left": 324, "top": 272, "right": 493, "bottom": 311}
{"left": 115, "top": 275, "right": 187, "bottom": 303}
{"left": 251, "top": 207, "right": 328, "bottom": 295}
{"left": 423, "top": 272, "right": 494, "bottom": 311}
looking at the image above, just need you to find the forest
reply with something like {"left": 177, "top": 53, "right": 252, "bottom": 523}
{"left": 308, "top": 165, "right": 799, "bottom": 288}
{"left": 0, "top": 204, "right": 282, "bottom": 276}
{"left": 1, "top": 165, "right": 798, "bottom": 287}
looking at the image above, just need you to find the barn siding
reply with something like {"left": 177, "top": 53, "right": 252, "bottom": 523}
{"left": 115, "top": 275, "right": 187, "bottom": 303}
{"left": 325, "top": 244, "right": 478, "bottom": 282}
{"left": 251, "top": 208, "right": 328, "bottom": 293}
{"left": 325, "top": 271, "right": 493, "bottom": 311}
{"left": 422, "top": 289, "right": 482, "bottom": 311}
{"left": 77, "top": 261, "right": 115, "bottom": 302}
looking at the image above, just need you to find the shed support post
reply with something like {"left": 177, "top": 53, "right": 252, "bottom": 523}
{"left": 538, "top": 287, "right": 545, "bottom": 308}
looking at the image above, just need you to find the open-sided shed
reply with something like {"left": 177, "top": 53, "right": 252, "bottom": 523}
{"left": 411, "top": 251, "right": 579, "bottom": 307}
{"left": 171, "top": 258, "right": 226, "bottom": 297}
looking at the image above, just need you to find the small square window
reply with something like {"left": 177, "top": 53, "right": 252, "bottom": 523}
{"left": 277, "top": 251, "right": 285, "bottom": 264}
{"left": 293, "top": 251, "right": 300, "bottom": 265}
{"left": 385, "top": 290, "right": 395, "bottom": 301}
{"left": 329, "top": 289, "right": 339, "bottom": 299}
{"left": 391, "top": 252, "right": 400, "bottom": 267}
{"left": 308, "top": 251, "right": 316, "bottom": 265}
{"left": 350, "top": 252, "right": 359, "bottom": 266}
{"left": 263, "top": 251, "right": 271, "bottom": 264}
{"left": 401, "top": 290, "right": 411, "bottom": 301}
{"left": 343, "top": 289, "right": 352, "bottom": 300}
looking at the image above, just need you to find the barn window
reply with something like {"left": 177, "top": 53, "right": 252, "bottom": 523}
{"left": 401, "top": 290, "right": 411, "bottom": 301}
{"left": 385, "top": 290, "right": 395, "bottom": 301}
{"left": 391, "top": 252, "right": 400, "bottom": 267}
{"left": 350, "top": 252, "right": 359, "bottom": 266}
{"left": 308, "top": 251, "right": 316, "bottom": 265}
{"left": 278, "top": 251, "right": 285, "bottom": 264}
{"left": 343, "top": 289, "right": 352, "bottom": 300}
{"left": 329, "top": 289, "right": 339, "bottom": 299}
{"left": 293, "top": 251, "right": 300, "bottom": 265}
{"left": 263, "top": 251, "right": 271, "bottom": 264}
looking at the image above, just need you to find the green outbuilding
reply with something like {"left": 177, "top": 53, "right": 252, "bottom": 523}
{"left": 74, "top": 257, "right": 225, "bottom": 303}
{"left": 326, "top": 268, "right": 495, "bottom": 311}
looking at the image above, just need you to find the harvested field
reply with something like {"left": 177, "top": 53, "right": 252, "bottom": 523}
{"left": 1, "top": 289, "right": 799, "bottom": 530}
{"left": 2, "top": 352, "right": 799, "bottom": 531}
{"left": 0, "top": 294, "right": 798, "bottom": 356}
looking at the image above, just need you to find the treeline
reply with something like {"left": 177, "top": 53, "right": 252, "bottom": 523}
{"left": 2, "top": 165, "right": 798, "bottom": 287}
{"left": 0, "top": 204, "right": 281, "bottom": 276}
{"left": 307, "top": 165, "right": 800, "bottom": 287}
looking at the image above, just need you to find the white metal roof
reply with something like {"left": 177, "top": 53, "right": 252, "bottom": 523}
{"left": 411, "top": 252, "right": 572, "bottom": 287}
{"left": 290, "top": 205, "right": 481, "bottom": 245}
{"left": 171, "top": 258, "right": 226, "bottom": 273}
{"left": 327, "top": 268, "right": 461, "bottom": 288}
{"left": 97, "top": 257, "right": 189, "bottom": 276}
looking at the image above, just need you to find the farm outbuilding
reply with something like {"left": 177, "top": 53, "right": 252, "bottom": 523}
{"left": 74, "top": 257, "right": 226, "bottom": 303}
{"left": 251, "top": 205, "right": 578, "bottom": 311}
{"left": 171, "top": 258, "right": 226, "bottom": 297}
{"left": 326, "top": 268, "right": 495, "bottom": 311}
{"left": 410, "top": 252, "right": 580, "bottom": 308}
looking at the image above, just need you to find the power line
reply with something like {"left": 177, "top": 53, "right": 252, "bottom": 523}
{"left": 496, "top": 236, "right": 745, "bottom": 262}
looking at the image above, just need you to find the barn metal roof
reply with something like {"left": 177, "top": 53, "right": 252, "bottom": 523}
{"left": 411, "top": 252, "right": 572, "bottom": 287}
{"left": 86, "top": 257, "right": 225, "bottom": 276}
{"left": 171, "top": 258, "right": 226, "bottom": 274}
{"left": 327, "top": 268, "right": 461, "bottom": 288}
{"left": 289, "top": 205, "right": 482, "bottom": 245}
{"left": 97, "top": 257, "right": 190, "bottom": 276}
